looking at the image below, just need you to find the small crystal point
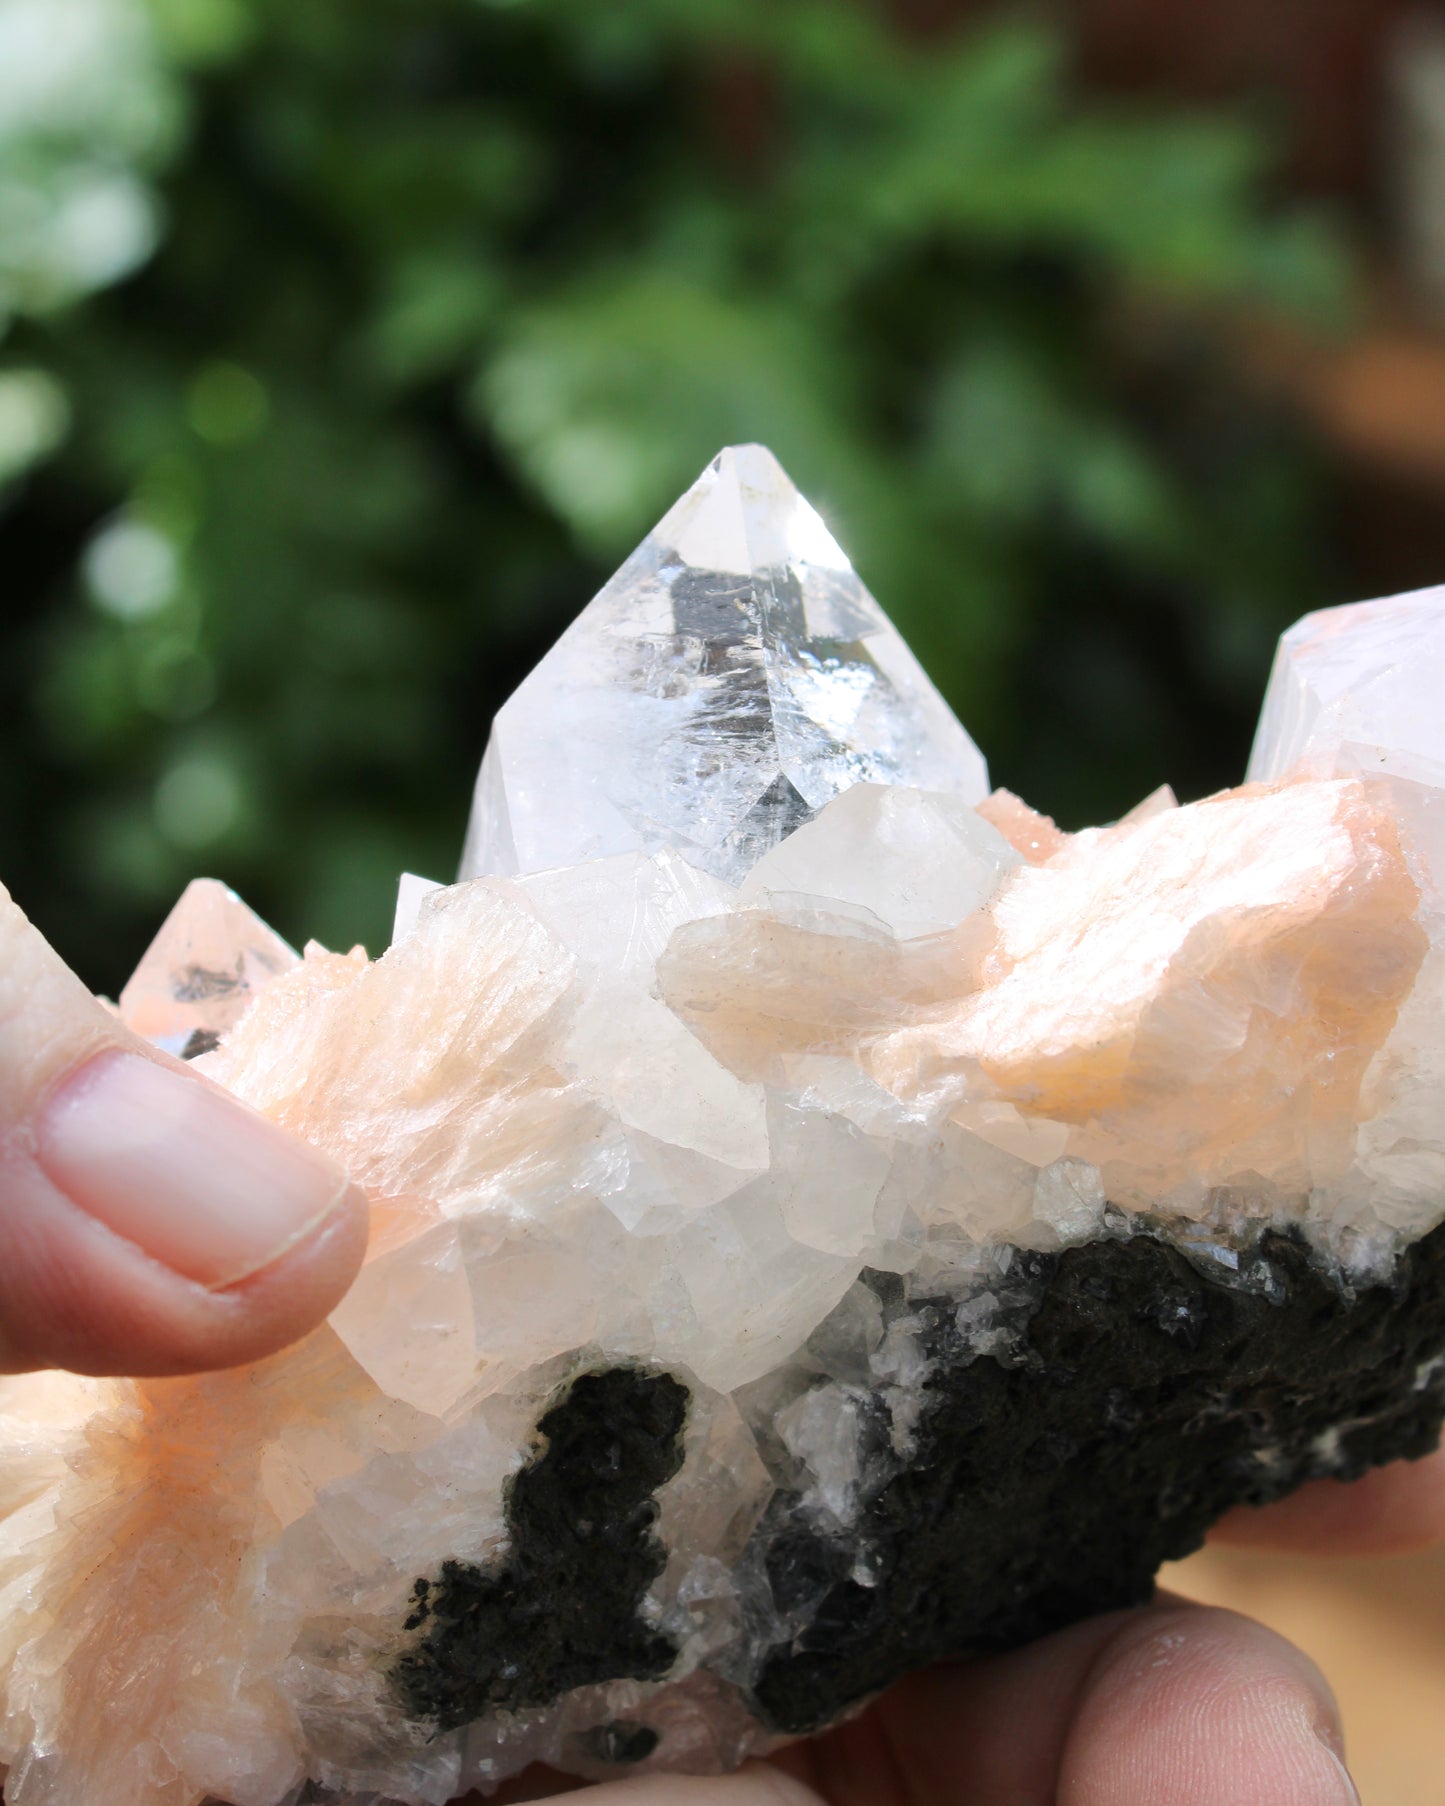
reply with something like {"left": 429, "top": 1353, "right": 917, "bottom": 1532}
{"left": 460, "top": 444, "right": 988, "bottom": 886}
{"left": 1249, "top": 584, "right": 1445, "bottom": 788}
{"left": 118, "top": 878, "right": 299, "bottom": 1057}
{"left": 392, "top": 871, "right": 443, "bottom": 945}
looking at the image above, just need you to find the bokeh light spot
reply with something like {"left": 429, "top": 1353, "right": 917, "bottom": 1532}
{"left": 187, "top": 360, "right": 270, "bottom": 445}
{"left": 153, "top": 750, "right": 242, "bottom": 847}
{"left": 83, "top": 519, "right": 179, "bottom": 620}
{"left": 47, "top": 172, "right": 160, "bottom": 292}
{"left": 0, "top": 368, "right": 70, "bottom": 481}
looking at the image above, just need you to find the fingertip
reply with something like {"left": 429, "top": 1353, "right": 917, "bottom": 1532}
{"left": 1061, "top": 1603, "right": 1358, "bottom": 1806}
{"left": 0, "top": 1035, "right": 377, "bottom": 1375}
{"left": 211, "top": 1176, "right": 373, "bottom": 1361}
{"left": 37, "top": 1051, "right": 358, "bottom": 1291}
{"left": 767, "top": 1592, "right": 1365, "bottom": 1806}
{"left": 0, "top": 887, "right": 373, "bottom": 1377}
{"left": 0, "top": 1171, "right": 370, "bottom": 1377}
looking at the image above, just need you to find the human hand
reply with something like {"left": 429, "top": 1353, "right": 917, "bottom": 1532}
{"left": 0, "top": 883, "right": 368, "bottom": 1375}
{"left": 486, "top": 1599, "right": 1356, "bottom": 1806}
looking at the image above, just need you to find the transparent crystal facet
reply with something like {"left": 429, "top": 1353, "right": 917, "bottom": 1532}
{"left": 739, "top": 782, "right": 1021, "bottom": 939}
{"left": 117, "top": 877, "right": 299, "bottom": 1057}
{"left": 1248, "top": 584, "right": 1445, "bottom": 788}
{"left": 460, "top": 444, "right": 988, "bottom": 886}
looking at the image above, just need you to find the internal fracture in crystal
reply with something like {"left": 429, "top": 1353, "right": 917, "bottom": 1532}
{"left": 460, "top": 445, "right": 989, "bottom": 885}
{"left": 117, "top": 877, "right": 298, "bottom": 1058}
{"left": 3, "top": 464, "right": 1445, "bottom": 1806}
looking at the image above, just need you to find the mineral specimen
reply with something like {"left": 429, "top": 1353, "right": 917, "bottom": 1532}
{"left": 458, "top": 443, "right": 989, "bottom": 885}
{"left": 3, "top": 452, "right": 1445, "bottom": 1806}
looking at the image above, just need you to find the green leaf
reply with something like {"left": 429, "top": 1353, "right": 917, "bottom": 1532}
{"left": 477, "top": 269, "right": 862, "bottom": 555}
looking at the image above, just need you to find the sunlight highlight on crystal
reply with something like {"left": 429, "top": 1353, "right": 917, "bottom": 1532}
{"left": 460, "top": 445, "right": 989, "bottom": 885}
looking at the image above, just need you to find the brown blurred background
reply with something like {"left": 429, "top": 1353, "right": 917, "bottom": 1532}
{"left": 1167, "top": 1539, "right": 1445, "bottom": 1805}
{"left": 1044, "top": 15, "right": 1445, "bottom": 1795}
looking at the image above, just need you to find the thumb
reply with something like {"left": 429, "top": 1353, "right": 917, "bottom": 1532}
{"left": 0, "top": 882, "right": 369, "bottom": 1376}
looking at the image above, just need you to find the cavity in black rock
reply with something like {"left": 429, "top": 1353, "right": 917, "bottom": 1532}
{"left": 394, "top": 1367, "right": 689, "bottom": 1730}
{"left": 748, "top": 1216, "right": 1445, "bottom": 1734}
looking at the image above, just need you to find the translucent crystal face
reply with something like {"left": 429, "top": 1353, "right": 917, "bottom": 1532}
{"left": 460, "top": 444, "right": 989, "bottom": 886}
{"left": 1249, "top": 584, "right": 1445, "bottom": 788}
{"left": 117, "top": 877, "right": 298, "bottom": 1058}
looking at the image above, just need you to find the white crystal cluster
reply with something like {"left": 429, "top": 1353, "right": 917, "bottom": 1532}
{"left": 1248, "top": 589, "right": 1445, "bottom": 1249}
{"left": 1, "top": 452, "right": 1445, "bottom": 1806}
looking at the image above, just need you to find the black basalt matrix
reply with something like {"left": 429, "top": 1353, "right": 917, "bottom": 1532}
{"left": 749, "top": 1217, "right": 1445, "bottom": 1733}
{"left": 394, "top": 1366, "right": 689, "bottom": 1731}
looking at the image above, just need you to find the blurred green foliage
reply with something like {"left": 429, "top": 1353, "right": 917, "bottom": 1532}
{"left": 0, "top": 0, "right": 1348, "bottom": 991}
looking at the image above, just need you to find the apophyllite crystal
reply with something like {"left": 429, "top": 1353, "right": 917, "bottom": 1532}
{"left": 4, "top": 451, "right": 1445, "bottom": 1806}
{"left": 459, "top": 444, "right": 989, "bottom": 884}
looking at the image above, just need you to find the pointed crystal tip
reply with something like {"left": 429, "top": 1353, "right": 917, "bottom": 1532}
{"left": 1249, "top": 584, "right": 1445, "bottom": 789}
{"left": 461, "top": 444, "right": 988, "bottom": 887}
{"left": 118, "top": 879, "right": 299, "bottom": 1058}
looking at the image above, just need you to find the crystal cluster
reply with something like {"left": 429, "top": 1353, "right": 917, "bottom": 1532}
{"left": 3, "top": 451, "right": 1445, "bottom": 1806}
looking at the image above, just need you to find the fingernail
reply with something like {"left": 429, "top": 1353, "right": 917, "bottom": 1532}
{"left": 37, "top": 1051, "right": 355, "bottom": 1288}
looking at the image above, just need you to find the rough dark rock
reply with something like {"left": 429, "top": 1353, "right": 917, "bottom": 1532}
{"left": 750, "top": 1217, "right": 1445, "bottom": 1733}
{"left": 394, "top": 1368, "right": 688, "bottom": 1730}
{"left": 390, "top": 1218, "right": 1445, "bottom": 1756}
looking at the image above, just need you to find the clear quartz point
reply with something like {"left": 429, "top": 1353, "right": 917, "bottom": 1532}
{"left": 460, "top": 444, "right": 989, "bottom": 885}
{"left": 118, "top": 877, "right": 299, "bottom": 1058}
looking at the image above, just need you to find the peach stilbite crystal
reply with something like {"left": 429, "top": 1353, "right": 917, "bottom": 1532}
{"left": 974, "top": 787, "right": 1070, "bottom": 864}
{"left": 664, "top": 778, "right": 1427, "bottom": 1224}
{"left": 3, "top": 456, "right": 1445, "bottom": 1806}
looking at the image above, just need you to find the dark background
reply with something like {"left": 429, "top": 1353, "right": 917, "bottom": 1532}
{"left": 4, "top": 0, "right": 1445, "bottom": 996}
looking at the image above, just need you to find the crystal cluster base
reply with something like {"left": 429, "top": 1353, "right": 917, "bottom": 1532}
{"left": 2, "top": 459, "right": 1445, "bottom": 1806}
